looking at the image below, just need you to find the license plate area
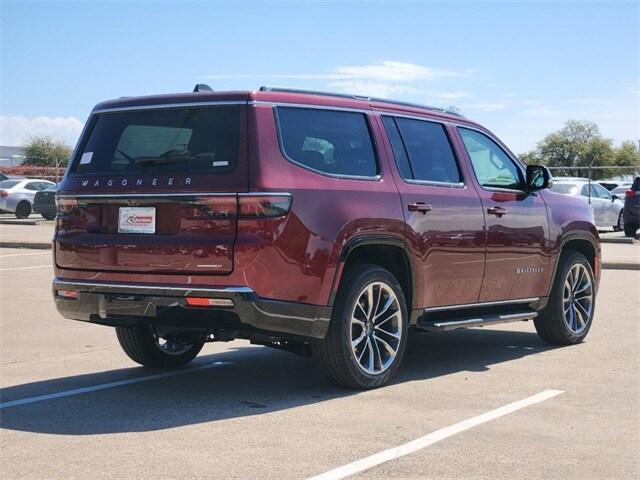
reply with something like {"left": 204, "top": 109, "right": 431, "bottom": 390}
{"left": 118, "top": 206, "right": 156, "bottom": 234}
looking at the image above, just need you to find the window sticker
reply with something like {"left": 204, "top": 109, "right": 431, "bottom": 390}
{"left": 80, "top": 152, "right": 93, "bottom": 165}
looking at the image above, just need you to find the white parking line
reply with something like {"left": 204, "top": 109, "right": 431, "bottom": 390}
{"left": 0, "top": 252, "right": 50, "bottom": 258}
{"left": 0, "top": 361, "right": 232, "bottom": 410}
{"left": 0, "top": 264, "right": 50, "bottom": 272}
{"left": 307, "top": 389, "right": 564, "bottom": 480}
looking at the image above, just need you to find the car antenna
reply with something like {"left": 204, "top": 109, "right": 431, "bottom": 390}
{"left": 193, "top": 84, "right": 214, "bottom": 92}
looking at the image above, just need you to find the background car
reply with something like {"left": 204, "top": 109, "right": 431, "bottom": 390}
{"left": 33, "top": 184, "right": 58, "bottom": 220}
{"left": 598, "top": 181, "right": 621, "bottom": 191}
{"left": 550, "top": 177, "right": 625, "bottom": 230}
{"left": 622, "top": 177, "right": 640, "bottom": 237}
{"left": 0, "top": 178, "right": 56, "bottom": 218}
{"left": 610, "top": 182, "right": 633, "bottom": 198}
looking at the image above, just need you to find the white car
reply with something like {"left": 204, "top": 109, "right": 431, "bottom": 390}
{"left": 550, "top": 177, "right": 625, "bottom": 230}
{"left": 0, "top": 179, "right": 57, "bottom": 219}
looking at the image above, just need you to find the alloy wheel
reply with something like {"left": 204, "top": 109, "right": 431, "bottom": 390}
{"left": 350, "top": 281, "right": 403, "bottom": 375}
{"left": 152, "top": 332, "right": 194, "bottom": 355}
{"left": 562, "top": 263, "right": 593, "bottom": 334}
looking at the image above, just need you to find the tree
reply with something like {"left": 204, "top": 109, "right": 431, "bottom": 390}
{"left": 23, "top": 136, "right": 72, "bottom": 167}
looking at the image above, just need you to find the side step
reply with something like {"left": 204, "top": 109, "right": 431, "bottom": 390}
{"left": 418, "top": 311, "right": 538, "bottom": 332}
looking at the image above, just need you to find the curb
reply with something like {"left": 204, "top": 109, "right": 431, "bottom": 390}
{"left": 601, "top": 262, "right": 640, "bottom": 271}
{"left": 0, "top": 241, "right": 52, "bottom": 250}
{"left": 600, "top": 237, "right": 636, "bottom": 244}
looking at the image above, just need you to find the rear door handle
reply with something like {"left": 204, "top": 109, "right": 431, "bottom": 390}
{"left": 408, "top": 202, "right": 433, "bottom": 214}
{"left": 487, "top": 206, "right": 508, "bottom": 217}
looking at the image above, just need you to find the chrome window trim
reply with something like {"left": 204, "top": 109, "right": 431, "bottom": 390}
{"left": 57, "top": 192, "right": 291, "bottom": 199}
{"left": 424, "top": 297, "right": 540, "bottom": 313}
{"left": 93, "top": 100, "right": 247, "bottom": 114}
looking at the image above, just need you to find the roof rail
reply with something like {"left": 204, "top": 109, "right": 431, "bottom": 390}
{"left": 258, "top": 86, "right": 463, "bottom": 117}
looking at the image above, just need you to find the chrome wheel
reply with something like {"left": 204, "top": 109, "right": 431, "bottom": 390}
{"left": 562, "top": 264, "right": 593, "bottom": 334}
{"left": 350, "top": 281, "right": 403, "bottom": 375}
{"left": 152, "top": 332, "right": 194, "bottom": 356}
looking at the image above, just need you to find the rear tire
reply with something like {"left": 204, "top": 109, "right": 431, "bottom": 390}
{"left": 624, "top": 223, "right": 638, "bottom": 238}
{"left": 613, "top": 210, "right": 624, "bottom": 231}
{"left": 15, "top": 201, "right": 31, "bottom": 219}
{"left": 312, "top": 264, "right": 408, "bottom": 389}
{"left": 42, "top": 212, "right": 56, "bottom": 220}
{"left": 534, "top": 251, "right": 595, "bottom": 345}
{"left": 115, "top": 325, "right": 205, "bottom": 368}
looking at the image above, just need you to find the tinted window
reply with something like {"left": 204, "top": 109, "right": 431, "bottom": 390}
{"left": 72, "top": 106, "right": 240, "bottom": 175}
{"left": 591, "top": 183, "right": 611, "bottom": 199}
{"left": 395, "top": 118, "right": 461, "bottom": 183}
{"left": 580, "top": 185, "right": 590, "bottom": 197}
{"left": 0, "top": 180, "right": 21, "bottom": 189}
{"left": 276, "top": 107, "right": 378, "bottom": 177}
{"left": 381, "top": 116, "right": 413, "bottom": 179}
{"left": 459, "top": 128, "right": 522, "bottom": 189}
{"left": 25, "top": 182, "right": 41, "bottom": 191}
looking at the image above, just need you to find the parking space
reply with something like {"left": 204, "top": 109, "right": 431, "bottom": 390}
{"left": 1, "top": 248, "right": 638, "bottom": 479}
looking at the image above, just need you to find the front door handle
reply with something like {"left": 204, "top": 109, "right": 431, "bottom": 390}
{"left": 408, "top": 202, "right": 433, "bottom": 214}
{"left": 487, "top": 206, "right": 508, "bottom": 217}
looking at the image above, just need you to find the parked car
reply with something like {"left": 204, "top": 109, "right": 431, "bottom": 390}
{"left": 0, "top": 172, "right": 8, "bottom": 182}
{"left": 52, "top": 86, "right": 600, "bottom": 389}
{"left": 550, "top": 177, "right": 624, "bottom": 230}
{"left": 597, "top": 181, "right": 620, "bottom": 191}
{"left": 33, "top": 184, "right": 58, "bottom": 220}
{"left": 610, "top": 182, "right": 633, "bottom": 198}
{"left": 0, "top": 179, "right": 56, "bottom": 218}
{"left": 622, "top": 176, "right": 640, "bottom": 237}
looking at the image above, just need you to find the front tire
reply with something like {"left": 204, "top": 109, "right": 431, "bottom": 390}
{"left": 534, "top": 251, "right": 595, "bottom": 345}
{"left": 613, "top": 210, "right": 624, "bottom": 231}
{"left": 42, "top": 212, "right": 56, "bottom": 220}
{"left": 116, "top": 325, "right": 205, "bottom": 368}
{"left": 312, "top": 264, "right": 408, "bottom": 389}
{"left": 15, "top": 201, "right": 31, "bottom": 219}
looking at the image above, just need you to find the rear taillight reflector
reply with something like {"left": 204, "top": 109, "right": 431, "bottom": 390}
{"left": 625, "top": 190, "right": 639, "bottom": 198}
{"left": 0, "top": 191, "right": 8, "bottom": 198}
{"left": 186, "top": 297, "right": 234, "bottom": 308}
{"left": 238, "top": 193, "right": 292, "bottom": 218}
{"left": 57, "top": 290, "right": 79, "bottom": 299}
{"left": 56, "top": 197, "right": 78, "bottom": 214}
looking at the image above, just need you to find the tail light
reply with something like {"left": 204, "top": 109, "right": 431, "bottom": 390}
{"left": 625, "top": 190, "right": 639, "bottom": 198}
{"left": 186, "top": 297, "right": 234, "bottom": 308}
{"left": 56, "top": 197, "right": 78, "bottom": 215}
{"left": 0, "top": 190, "right": 8, "bottom": 198}
{"left": 238, "top": 193, "right": 292, "bottom": 218}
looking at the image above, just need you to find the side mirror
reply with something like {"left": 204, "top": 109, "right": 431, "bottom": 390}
{"left": 526, "top": 165, "right": 553, "bottom": 191}
{"left": 611, "top": 194, "right": 618, "bottom": 201}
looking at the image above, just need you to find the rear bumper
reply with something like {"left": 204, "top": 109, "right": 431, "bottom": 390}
{"left": 52, "top": 279, "right": 331, "bottom": 340}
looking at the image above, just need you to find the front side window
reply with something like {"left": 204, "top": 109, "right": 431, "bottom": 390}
{"left": 72, "top": 106, "right": 241, "bottom": 175}
{"left": 459, "top": 128, "right": 522, "bottom": 190}
{"left": 591, "top": 183, "right": 611, "bottom": 199}
{"left": 393, "top": 118, "right": 461, "bottom": 183}
{"left": 276, "top": 107, "right": 378, "bottom": 177}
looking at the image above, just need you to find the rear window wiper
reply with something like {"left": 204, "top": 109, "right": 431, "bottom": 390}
{"left": 133, "top": 149, "right": 191, "bottom": 166}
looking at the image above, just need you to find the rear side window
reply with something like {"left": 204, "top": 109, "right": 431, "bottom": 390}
{"left": 72, "top": 106, "right": 241, "bottom": 175}
{"left": 381, "top": 117, "right": 413, "bottom": 179}
{"left": 0, "top": 180, "right": 21, "bottom": 188}
{"left": 391, "top": 117, "right": 461, "bottom": 183}
{"left": 551, "top": 183, "right": 578, "bottom": 195}
{"left": 276, "top": 107, "right": 378, "bottom": 177}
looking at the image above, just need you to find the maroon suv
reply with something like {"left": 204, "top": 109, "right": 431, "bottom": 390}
{"left": 53, "top": 86, "right": 600, "bottom": 389}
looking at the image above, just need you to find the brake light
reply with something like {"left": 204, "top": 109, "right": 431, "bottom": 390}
{"left": 625, "top": 190, "right": 639, "bottom": 198}
{"left": 238, "top": 193, "right": 292, "bottom": 218}
{"left": 57, "top": 290, "right": 79, "bottom": 299}
{"left": 0, "top": 190, "right": 8, "bottom": 198}
{"left": 56, "top": 197, "right": 78, "bottom": 215}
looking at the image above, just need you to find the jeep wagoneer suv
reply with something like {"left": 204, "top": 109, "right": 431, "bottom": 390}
{"left": 53, "top": 86, "right": 600, "bottom": 389}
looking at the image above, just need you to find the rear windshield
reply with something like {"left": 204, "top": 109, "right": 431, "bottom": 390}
{"left": 72, "top": 106, "right": 241, "bottom": 175}
{"left": 0, "top": 180, "right": 21, "bottom": 188}
{"left": 550, "top": 183, "right": 578, "bottom": 195}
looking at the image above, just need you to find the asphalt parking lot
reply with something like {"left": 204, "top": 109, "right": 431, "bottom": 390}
{"left": 0, "top": 247, "right": 639, "bottom": 479}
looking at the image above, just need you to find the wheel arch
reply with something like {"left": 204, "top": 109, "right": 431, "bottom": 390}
{"left": 329, "top": 236, "right": 414, "bottom": 311}
{"left": 547, "top": 233, "right": 600, "bottom": 296}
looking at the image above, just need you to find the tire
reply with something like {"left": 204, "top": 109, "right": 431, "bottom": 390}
{"left": 613, "top": 210, "right": 624, "bottom": 231}
{"left": 42, "top": 212, "right": 56, "bottom": 220}
{"left": 15, "top": 201, "right": 31, "bottom": 219}
{"left": 115, "top": 325, "right": 205, "bottom": 368}
{"left": 534, "top": 251, "right": 595, "bottom": 345}
{"left": 312, "top": 264, "right": 408, "bottom": 389}
{"left": 624, "top": 223, "right": 638, "bottom": 238}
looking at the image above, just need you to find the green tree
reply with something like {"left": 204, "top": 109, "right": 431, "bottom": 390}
{"left": 23, "top": 136, "right": 72, "bottom": 167}
{"left": 611, "top": 141, "right": 640, "bottom": 178}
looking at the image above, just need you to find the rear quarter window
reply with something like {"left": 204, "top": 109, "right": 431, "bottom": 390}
{"left": 275, "top": 107, "right": 378, "bottom": 178}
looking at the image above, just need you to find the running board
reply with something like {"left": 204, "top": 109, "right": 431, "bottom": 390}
{"left": 418, "top": 311, "right": 538, "bottom": 332}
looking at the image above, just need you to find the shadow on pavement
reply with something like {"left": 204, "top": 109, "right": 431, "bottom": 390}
{"left": 0, "top": 327, "right": 556, "bottom": 435}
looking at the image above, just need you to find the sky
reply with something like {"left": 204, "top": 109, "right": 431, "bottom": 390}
{"left": 1, "top": 0, "right": 638, "bottom": 154}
